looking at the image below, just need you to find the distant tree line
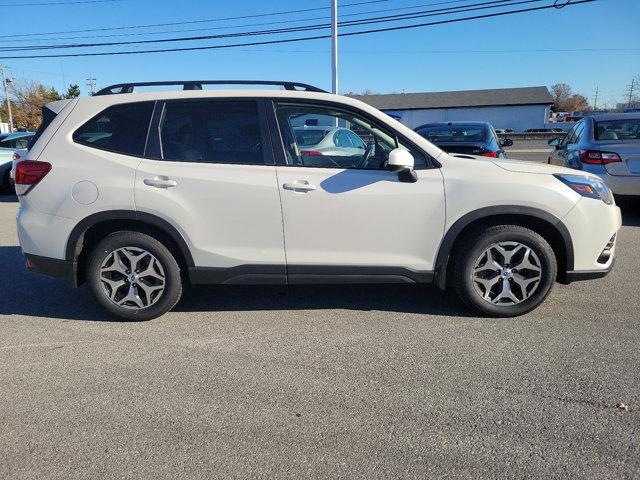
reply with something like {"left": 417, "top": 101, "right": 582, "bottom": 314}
{"left": 0, "top": 80, "right": 81, "bottom": 131}
{"left": 549, "top": 83, "right": 589, "bottom": 112}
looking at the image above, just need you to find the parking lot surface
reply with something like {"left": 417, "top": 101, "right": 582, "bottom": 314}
{"left": 504, "top": 139, "right": 552, "bottom": 163}
{"left": 1, "top": 195, "right": 638, "bottom": 479}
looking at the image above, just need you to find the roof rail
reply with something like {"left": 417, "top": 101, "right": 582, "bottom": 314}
{"left": 94, "top": 80, "right": 327, "bottom": 96}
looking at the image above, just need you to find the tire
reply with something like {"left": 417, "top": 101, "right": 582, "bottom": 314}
{"left": 86, "top": 231, "right": 183, "bottom": 321}
{"left": 452, "top": 225, "right": 557, "bottom": 317}
{"left": 1, "top": 170, "right": 11, "bottom": 194}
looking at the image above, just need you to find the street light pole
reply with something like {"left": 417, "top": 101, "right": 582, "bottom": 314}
{"left": 331, "top": 0, "right": 338, "bottom": 94}
{"left": 1, "top": 65, "right": 14, "bottom": 132}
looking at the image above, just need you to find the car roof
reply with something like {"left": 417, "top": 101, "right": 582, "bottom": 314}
{"left": 588, "top": 113, "right": 640, "bottom": 121}
{"left": 416, "top": 121, "right": 489, "bottom": 128}
{"left": 0, "top": 132, "right": 34, "bottom": 139}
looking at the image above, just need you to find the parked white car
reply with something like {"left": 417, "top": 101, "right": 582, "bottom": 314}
{"left": 1, "top": 132, "right": 33, "bottom": 192}
{"left": 10, "top": 148, "right": 28, "bottom": 183}
{"left": 14, "top": 81, "right": 621, "bottom": 321}
{"left": 293, "top": 126, "right": 366, "bottom": 160}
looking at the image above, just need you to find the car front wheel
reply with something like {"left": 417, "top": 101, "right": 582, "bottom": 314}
{"left": 86, "top": 231, "right": 183, "bottom": 321}
{"left": 453, "top": 225, "right": 557, "bottom": 317}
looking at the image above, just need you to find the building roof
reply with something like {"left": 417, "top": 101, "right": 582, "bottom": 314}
{"left": 347, "top": 86, "right": 553, "bottom": 111}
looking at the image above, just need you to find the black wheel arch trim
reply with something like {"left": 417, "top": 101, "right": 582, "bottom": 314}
{"left": 65, "top": 210, "right": 195, "bottom": 267}
{"left": 434, "top": 205, "right": 574, "bottom": 289}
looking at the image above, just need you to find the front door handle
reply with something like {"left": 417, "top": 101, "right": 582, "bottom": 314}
{"left": 143, "top": 176, "right": 178, "bottom": 189}
{"left": 283, "top": 180, "right": 317, "bottom": 193}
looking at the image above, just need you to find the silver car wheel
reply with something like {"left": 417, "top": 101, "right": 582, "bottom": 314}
{"left": 99, "top": 246, "right": 166, "bottom": 310}
{"left": 471, "top": 241, "right": 543, "bottom": 305}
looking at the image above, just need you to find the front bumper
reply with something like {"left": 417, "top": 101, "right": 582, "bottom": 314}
{"left": 563, "top": 258, "right": 615, "bottom": 284}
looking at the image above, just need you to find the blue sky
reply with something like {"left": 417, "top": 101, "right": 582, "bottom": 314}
{"left": 2, "top": 0, "right": 639, "bottom": 107}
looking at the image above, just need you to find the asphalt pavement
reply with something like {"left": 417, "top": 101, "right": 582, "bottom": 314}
{"left": 0, "top": 194, "right": 639, "bottom": 479}
{"left": 504, "top": 139, "right": 553, "bottom": 163}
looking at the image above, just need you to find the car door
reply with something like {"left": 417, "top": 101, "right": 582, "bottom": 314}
{"left": 551, "top": 122, "right": 582, "bottom": 167}
{"left": 135, "top": 98, "right": 286, "bottom": 282}
{"left": 269, "top": 100, "right": 445, "bottom": 283}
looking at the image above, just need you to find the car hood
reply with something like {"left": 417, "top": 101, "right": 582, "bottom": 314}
{"left": 449, "top": 154, "right": 593, "bottom": 177}
{"left": 491, "top": 158, "right": 573, "bottom": 174}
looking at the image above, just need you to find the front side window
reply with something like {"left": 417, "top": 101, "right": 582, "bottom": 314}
{"left": 274, "top": 102, "right": 427, "bottom": 169}
{"left": 160, "top": 100, "right": 264, "bottom": 165}
{"left": 73, "top": 101, "right": 154, "bottom": 157}
{"left": 594, "top": 118, "right": 640, "bottom": 140}
{"left": 0, "top": 137, "right": 15, "bottom": 149}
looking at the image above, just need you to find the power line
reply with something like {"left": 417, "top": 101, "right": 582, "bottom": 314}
{"left": 0, "top": 0, "right": 597, "bottom": 60}
{"left": 2, "top": 1, "right": 498, "bottom": 43}
{"left": 0, "top": 0, "right": 123, "bottom": 5}
{"left": 3, "top": 0, "right": 391, "bottom": 37}
{"left": 0, "top": 0, "right": 543, "bottom": 52}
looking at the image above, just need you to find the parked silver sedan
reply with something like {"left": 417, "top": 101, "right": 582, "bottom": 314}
{"left": 548, "top": 113, "right": 640, "bottom": 198}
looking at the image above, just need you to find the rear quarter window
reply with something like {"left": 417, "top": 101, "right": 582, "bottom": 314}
{"left": 73, "top": 101, "right": 155, "bottom": 157}
{"left": 594, "top": 119, "right": 640, "bottom": 140}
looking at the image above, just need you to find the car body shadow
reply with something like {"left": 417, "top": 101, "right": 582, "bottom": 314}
{"left": 0, "top": 246, "right": 473, "bottom": 322}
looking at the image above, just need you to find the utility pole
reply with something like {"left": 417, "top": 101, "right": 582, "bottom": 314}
{"left": 331, "top": 0, "right": 338, "bottom": 95}
{"left": 593, "top": 86, "right": 598, "bottom": 111}
{"left": 1, "top": 65, "right": 14, "bottom": 133}
{"left": 85, "top": 76, "right": 97, "bottom": 95}
{"left": 628, "top": 78, "right": 635, "bottom": 109}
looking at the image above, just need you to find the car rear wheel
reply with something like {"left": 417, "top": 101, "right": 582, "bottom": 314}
{"left": 1, "top": 170, "right": 11, "bottom": 194}
{"left": 452, "top": 225, "right": 557, "bottom": 317}
{"left": 86, "top": 231, "right": 183, "bottom": 321}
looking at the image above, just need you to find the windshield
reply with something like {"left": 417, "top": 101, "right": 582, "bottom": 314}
{"left": 294, "top": 128, "right": 330, "bottom": 147}
{"left": 594, "top": 119, "right": 640, "bottom": 140}
{"left": 416, "top": 124, "right": 486, "bottom": 143}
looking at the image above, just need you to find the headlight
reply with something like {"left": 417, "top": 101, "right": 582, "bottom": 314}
{"left": 554, "top": 174, "right": 613, "bottom": 205}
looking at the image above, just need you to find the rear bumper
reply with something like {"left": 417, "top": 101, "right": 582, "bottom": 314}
{"left": 24, "top": 253, "right": 77, "bottom": 286}
{"left": 581, "top": 164, "right": 640, "bottom": 196}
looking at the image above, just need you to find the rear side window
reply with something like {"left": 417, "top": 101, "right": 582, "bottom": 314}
{"left": 594, "top": 119, "right": 640, "bottom": 140}
{"left": 73, "top": 101, "right": 155, "bottom": 157}
{"left": 294, "top": 128, "right": 330, "bottom": 147}
{"left": 159, "top": 100, "right": 264, "bottom": 165}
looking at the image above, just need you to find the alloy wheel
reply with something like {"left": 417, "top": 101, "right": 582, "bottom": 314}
{"left": 471, "top": 241, "right": 543, "bottom": 305}
{"left": 99, "top": 246, "right": 166, "bottom": 309}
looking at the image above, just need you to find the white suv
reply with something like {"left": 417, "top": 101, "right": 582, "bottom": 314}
{"left": 14, "top": 80, "right": 622, "bottom": 321}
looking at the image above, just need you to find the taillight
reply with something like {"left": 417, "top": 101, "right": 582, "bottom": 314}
{"left": 579, "top": 150, "right": 621, "bottom": 165}
{"left": 14, "top": 160, "right": 51, "bottom": 196}
{"left": 481, "top": 151, "right": 498, "bottom": 158}
{"left": 300, "top": 150, "right": 323, "bottom": 156}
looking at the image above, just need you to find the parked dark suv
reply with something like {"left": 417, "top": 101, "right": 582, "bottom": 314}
{"left": 414, "top": 121, "right": 512, "bottom": 158}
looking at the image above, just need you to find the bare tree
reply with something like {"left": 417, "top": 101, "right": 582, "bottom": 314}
{"left": 550, "top": 83, "right": 589, "bottom": 111}
{"left": 0, "top": 79, "right": 60, "bottom": 131}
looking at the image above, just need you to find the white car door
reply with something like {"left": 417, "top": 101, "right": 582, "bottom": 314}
{"left": 270, "top": 100, "right": 445, "bottom": 283}
{"left": 135, "top": 98, "right": 286, "bottom": 282}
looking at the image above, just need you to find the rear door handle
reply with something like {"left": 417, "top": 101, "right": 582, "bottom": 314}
{"left": 283, "top": 180, "right": 316, "bottom": 193}
{"left": 143, "top": 176, "right": 178, "bottom": 189}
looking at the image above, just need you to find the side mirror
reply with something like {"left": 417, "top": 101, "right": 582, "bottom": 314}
{"left": 548, "top": 137, "right": 560, "bottom": 147}
{"left": 500, "top": 138, "right": 513, "bottom": 147}
{"left": 388, "top": 148, "right": 417, "bottom": 183}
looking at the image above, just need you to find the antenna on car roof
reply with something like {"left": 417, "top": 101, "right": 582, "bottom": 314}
{"left": 94, "top": 80, "right": 327, "bottom": 96}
